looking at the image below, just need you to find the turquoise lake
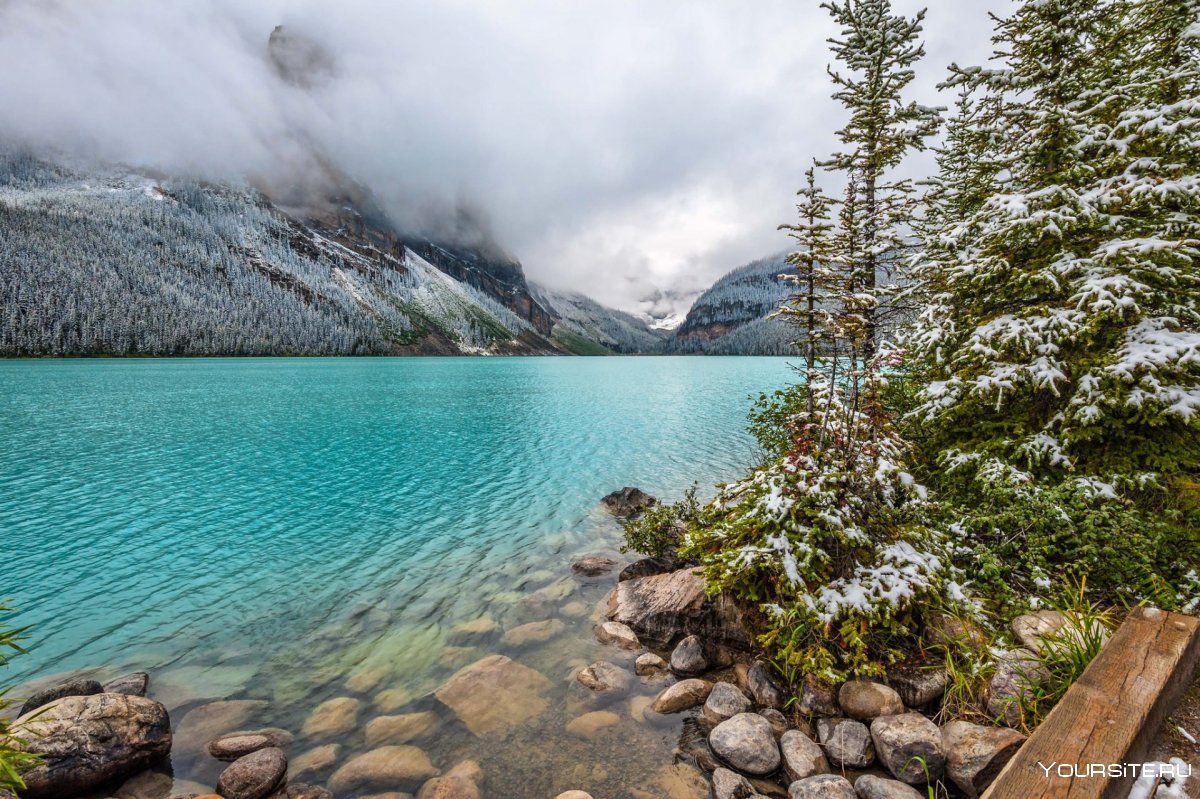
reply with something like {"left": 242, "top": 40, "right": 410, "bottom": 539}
{"left": 1, "top": 356, "right": 796, "bottom": 797}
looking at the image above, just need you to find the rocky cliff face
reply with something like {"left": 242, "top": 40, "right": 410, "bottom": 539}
{"left": 407, "top": 239, "right": 555, "bottom": 336}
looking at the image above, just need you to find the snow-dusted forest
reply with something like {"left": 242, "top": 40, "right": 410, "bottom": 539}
{"left": 627, "top": 1, "right": 1200, "bottom": 788}
{"left": 668, "top": 254, "right": 798, "bottom": 355}
{"left": 0, "top": 153, "right": 558, "bottom": 356}
{"left": 0, "top": 149, "right": 808, "bottom": 357}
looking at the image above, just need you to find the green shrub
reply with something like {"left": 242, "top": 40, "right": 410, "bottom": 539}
{"left": 620, "top": 485, "right": 703, "bottom": 559}
{"left": 933, "top": 459, "right": 1200, "bottom": 616}
{"left": 0, "top": 604, "right": 37, "bottom": 793}
{"left": 684, "top": 376, "right": 965, "bottom": 682}
{"left": 1017, "top": 578, "right": 1117, "bottom": 731}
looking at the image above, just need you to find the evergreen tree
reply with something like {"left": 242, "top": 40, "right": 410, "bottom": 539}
{"left": 677, "top": 2, "right": 958, "bottom": 681}
{"left": 779, "top": 165, "right": 836, "bottom": 412}
{"left": 821, "top": 0, "right": 941, "bottom": 357}
{"left": 904, "top": 0, "right": 1200, "bottom": 600}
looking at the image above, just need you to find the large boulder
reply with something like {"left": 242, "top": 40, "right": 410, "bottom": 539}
{"left": 788, "top": 774, "right": 855, "bottom": 799}
{"left": 780, "top": 729, "right": 828, "bottom": 782}
{"left": 987, "top": 649, "right": 1049, "bottom": 727}
{"left": 619, "top": 556, "right": 685, "bottom": 582}
{"left": 18, "top": 679, "right": 104, "bottom": 718}
{"left": 870, "top": 713, "right": 945, "bottom": 785}
{"left": 650, "top": 679, "right": 713, "bottom": 714}
{"left": 13, "top": 693, "right": 172, "bottom": 799}
{"left": 435, "top": 654, "right": 552, "bottom": 736}
{"left": 942, "top": 720, "right": 1027, "bottom": 798}
{"left": 816, "top": 717, "right": 875, "bottom": 768}
{"left": 328, "top": 746, "right": 439, "bottom": 795}
{"left": 601, "top": 487, "right": 657, "bottom": 516}
{"left": 708, "top": 712, "right": 781, "bottom": 776}
{"left": 215, "top": 747, "right": 287, "bottom": 799}
{"left": 606, "top": 568, "right": 750, "bottom": 649}
{"left": 838, "top": 681, "right": 905, "bottom": 720}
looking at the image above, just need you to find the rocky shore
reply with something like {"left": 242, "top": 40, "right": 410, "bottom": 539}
{"left": 2, "top": 489, "right": 1078, "bottom": 799}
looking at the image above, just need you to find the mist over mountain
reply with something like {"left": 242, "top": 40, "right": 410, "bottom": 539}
{"left": 0, "top": 148, "right": 803, "bottom": 358}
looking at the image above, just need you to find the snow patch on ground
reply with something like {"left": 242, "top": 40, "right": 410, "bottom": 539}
{"left": 1127, "top": 759, "right": 1193, "bottom": 799}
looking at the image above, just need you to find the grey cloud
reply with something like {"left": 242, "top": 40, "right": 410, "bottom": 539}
{"left": 0, "top": 0, "right": 1004, "bottom": 315}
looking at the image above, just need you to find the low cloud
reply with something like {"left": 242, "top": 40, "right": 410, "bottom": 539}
{"left": 0, "top": 0, "right": 1002, "bottom": 314}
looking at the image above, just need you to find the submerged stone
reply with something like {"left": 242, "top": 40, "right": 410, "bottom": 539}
{"left": 215, "top": 747, "right": 287, "bottom": 799}
{"left": 329, "top": 746, "right": 439, "bottom": 795}
{"left": 435, "top": 654, "right": 552, "bottom": 736}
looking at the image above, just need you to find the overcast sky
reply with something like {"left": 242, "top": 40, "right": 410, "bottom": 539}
{"left": 0, "top": 0, "right": 1007, "bottom": 317}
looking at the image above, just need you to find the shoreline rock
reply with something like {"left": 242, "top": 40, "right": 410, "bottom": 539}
{"left": 606, "top": 567, "right": 750, "bottom": 649}
{"left": 18, "top": 678, "right": 103, "bottom": 718}
{"left": 601, "top": 487, "right": 657, "bottom": 516}
{"left": 14, "top": 693, "right": 172, "bottom": 799}
{"left": 328, "top": 746, "right": 439, "bottom": 795}
{"left": 651, "top": 679, "right": 713, "bottom": 714}
{"left": 215, "top": 747, "right": 287, "bottom": 799}
{"left": 708, "top": 712, "right": 781, "bottom": 776}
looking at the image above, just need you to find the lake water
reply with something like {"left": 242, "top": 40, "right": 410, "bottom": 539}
{"left": 0, "top": 356, "right": 795, "bottom": 798}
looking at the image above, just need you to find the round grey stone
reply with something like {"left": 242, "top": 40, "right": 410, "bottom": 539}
{"left": 670, "top": 635, "right": 708, "bottom": 676}
{"left": 788, "top": 774, "right": 855, "bottom": 799}
{"left": 703, "top": 682, "right": 753, "bottom": 724}
{"left": 708, "top": 712, "right": 781, "bottom": 776}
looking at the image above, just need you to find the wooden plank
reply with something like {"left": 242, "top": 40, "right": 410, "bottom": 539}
{"left": 983, "top": 606, "right": 1200, "bottom": 799}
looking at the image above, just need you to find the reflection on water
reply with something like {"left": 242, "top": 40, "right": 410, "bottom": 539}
{"left": 0, "top": 356, "right": 795, "bottom": 797}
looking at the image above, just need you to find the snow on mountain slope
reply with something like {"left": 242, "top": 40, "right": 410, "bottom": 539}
{"left": 529, "top": 283, "right": 665, "bottom": 354}
{"left": 0, "top": 152, "right": 562, "bottom": 356}
{"left": 666, "top": 253, "right": 798, "bottom": 355}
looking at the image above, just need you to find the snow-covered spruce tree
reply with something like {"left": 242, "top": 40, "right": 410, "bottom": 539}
{"left": 820, "top": 0, "right": 941, "bottom": 357}
{"left": 778, "top": 165, "right": 837, "bottom": 412}
{"left": 905, "top": 0, "right": 1200, "bottom": 606}
{"left": 682, "top": 351, "right": 958, "bottom": 680}
{"left": 678, "top": 3, "right": 963, "bottom": 682}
